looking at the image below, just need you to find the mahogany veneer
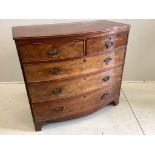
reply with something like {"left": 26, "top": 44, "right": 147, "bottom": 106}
{"left": 12, "top": 20, "right": 130, "bottom": 131}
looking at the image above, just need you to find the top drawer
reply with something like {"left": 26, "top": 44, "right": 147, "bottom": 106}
{"left": 17, "top": 40, "right": 84, "bottom": 62}
{"left": 86, "top": 32, "right": 128, "bottom": 55}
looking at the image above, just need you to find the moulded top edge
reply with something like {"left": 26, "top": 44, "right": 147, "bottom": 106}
{"left": 12, "top": 20, "right": 130, "bottom": 40}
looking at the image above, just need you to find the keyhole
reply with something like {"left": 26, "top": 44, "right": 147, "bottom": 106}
{"left": 83, "top": 59, "right": 86, "bottom": 62}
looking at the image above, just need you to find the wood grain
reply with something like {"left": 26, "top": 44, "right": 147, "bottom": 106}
{"left": 28, "top": 66, "right": 122, "bottom": 103}
{"left": 86, "top": 32, "right": 128, "bottom": 55}
{"left": 12, "top": 20, "right": 130, "bottom": 40}
{"left": 32, "top": 83, "right": 120, "bottom": 121}
{"left": 12, "top": 20, "right": 130, "bottom": 131}
{"left": 18, "top": 40, "right": 84, "bottom": 62}
{"left": 23, "top": 48, "right": 125, "bottom": 83}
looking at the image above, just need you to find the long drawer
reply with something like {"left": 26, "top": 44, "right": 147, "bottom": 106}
{"left": 18, "top": 40, "right": 84, "bottom": 62}
{"left": 24, "top": 47, "right": 125, "bottom": 83}
{"left": 28, "top": 66, "right": 122, "bottom": 103}
{"left": 32, "top": 83, "right": 120, "bottom": 121}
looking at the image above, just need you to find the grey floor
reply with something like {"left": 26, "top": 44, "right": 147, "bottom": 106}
{"left": 0, "top": 81, "right": 155, "bottom": 135}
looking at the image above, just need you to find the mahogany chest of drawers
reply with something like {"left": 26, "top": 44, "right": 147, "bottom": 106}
{"left": 12, "top": 20, "right": 130, "bottom": 131}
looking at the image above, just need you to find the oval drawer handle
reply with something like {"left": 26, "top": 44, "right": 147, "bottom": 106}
{"left": 55, "top": 106, "right": 65, "bottom": 112}
{"left": 51, "top": 88, "right": 62, "bottom": 94}
{"left": 48, "top": 49, "right": 61, "bottom": 56}
{"left": 104, "top": 56, "right": 112, "bottom": 65}
{"left": 105, "top": 37, "right": 114, "bottom": 48}
{"left": 51, "top": 67, "right": 61, "bottom": 75}
{"left": 102, "top": 75, "right": 110, "bottom": 82}
{"left": 101, "top": 93, "right": 109, "bottom": 100}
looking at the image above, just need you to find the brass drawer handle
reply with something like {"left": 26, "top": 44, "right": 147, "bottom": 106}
{"left": 104, "top": 57, "right": 112, "bottom": 65}
{"left": 102, "top": 75, "right": 110, "bottom": 82}
{"left": 51, "top": 88, "right": 62, "bottom": 94}
{"left": 55, "top": 106, "right": 65, "bottom": 112}
{"left": 101, "top": 93, "right": 109, "bottom": 100}
{"left": 105, "top": 37, "right": 114, "bottom": 48}
{"left": 51, "top": 67, "right": 61, "bottom": 75}
{"left": 48, "top": 49, "right": 61, "bottom": 56}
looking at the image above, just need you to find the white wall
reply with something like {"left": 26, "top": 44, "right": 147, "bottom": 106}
{"left": 0, "top": 19, "right": 155, "bottom": 82}
{"left": 117, "top": 19, "right": 155, "bottom": 81}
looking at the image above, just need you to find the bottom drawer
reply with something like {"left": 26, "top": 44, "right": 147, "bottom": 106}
{"left": 32, "top": 83, "right": 121, "bottom": 122}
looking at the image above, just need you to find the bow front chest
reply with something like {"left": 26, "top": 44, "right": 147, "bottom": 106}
{"left": 12, "top": 20, "right": 130, "bottom": 131}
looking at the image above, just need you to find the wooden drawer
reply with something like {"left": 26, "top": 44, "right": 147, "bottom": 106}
{"left": 32, "top": 83, "right": 120, "bottom": 121}
{"left": 24, "top": 47, "right": 125, "bottom": 83}
{"left": 86, "top": 32, "right": 128, "bottom": 55}
{"left": 28, "top": 66, "right": 122, "bottom": 103}
{"left": 18, "top": 40, "right": 84, "bottom": 62}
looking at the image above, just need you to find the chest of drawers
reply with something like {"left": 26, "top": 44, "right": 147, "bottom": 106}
{"left": 12, "top": 20, "right": 130, "bottom": 131}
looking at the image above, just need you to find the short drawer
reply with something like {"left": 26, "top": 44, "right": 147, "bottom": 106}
{"left": 86, "top": 32, "right": 128, "bottom": 55}
{"left": 32, "top": 83, "right": 120, "bottom": 121}
{"left": 24, "top": 47, "right": 125, "bottom": 83}
{"left": 28, "top": 66, "right": 122, "bottom": 103}
{"left": 18, "top": 40, "right": 84, "bottom": 62}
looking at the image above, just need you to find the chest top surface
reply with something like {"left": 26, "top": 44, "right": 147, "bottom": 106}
{"left": 12, "top": 20, "right": 130, "bottom": 40}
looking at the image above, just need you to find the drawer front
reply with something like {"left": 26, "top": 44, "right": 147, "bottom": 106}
{"left": 28, "top": 66, "right": 122, "bottom": 103}
{"left": 24, "top": 48, "right": 125, "bottom": 83}
{"left": 32, "top": 83, "right": 120, "bottom": 121}
{"left": 86, "top": 32, "right": 128, "bottom": 55}
{"left": 18, "top": 40, "right": 84, "bottom": 62}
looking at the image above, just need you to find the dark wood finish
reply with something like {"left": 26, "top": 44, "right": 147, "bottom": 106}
{"left": 23, "top": 48, "right": 125, "bottom": 83}
{"left": 12, "top": 20, "right": 130, "bottom": 131}
{"left": 18, "top": 40, "right": 84, "bottom": 62}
